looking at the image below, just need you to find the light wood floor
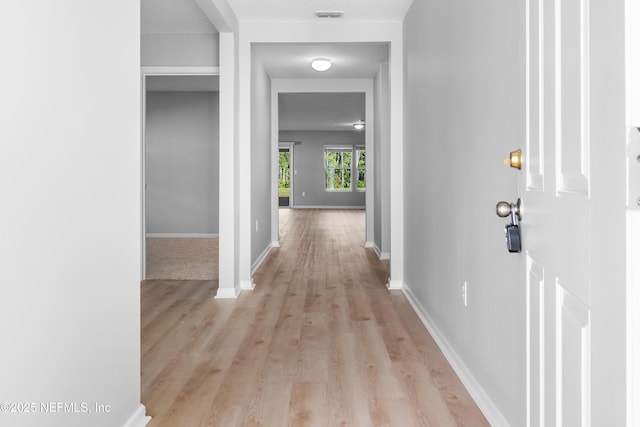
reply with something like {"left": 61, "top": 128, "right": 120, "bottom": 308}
{"left": 141, "top": 209, "right": 489, "bottom": 426}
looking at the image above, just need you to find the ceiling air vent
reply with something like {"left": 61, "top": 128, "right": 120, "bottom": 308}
{"left": 315, "top": 10, "right": 344, "bottom": 19}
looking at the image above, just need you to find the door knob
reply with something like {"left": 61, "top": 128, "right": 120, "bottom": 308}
{"left": 496, "top": 198, "right": 522, "bottom": 221}
{"left": 496, "top": 198, "right": 523, "bottom": 253}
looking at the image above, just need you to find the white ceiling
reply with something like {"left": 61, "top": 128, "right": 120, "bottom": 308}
{"left": 141, "top": 0, "right": 217, "bottom": 33}
{"left": 225, "top": 0, "right": 413, "bottom": 22}
{"left": 141, "top": 0, "right": 398, "bottom": 131}
{"left": 253, "top": 42, "right": 389, "bottom": 79}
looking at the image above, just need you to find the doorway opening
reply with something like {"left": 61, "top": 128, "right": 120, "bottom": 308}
{"left": 141, "top": 67, "right": 220, "bottom": 281}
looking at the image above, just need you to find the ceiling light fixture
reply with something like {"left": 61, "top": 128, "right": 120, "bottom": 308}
{"left": 315, "top": 11, "right": 344, "bottom": 19}
{"left": 353, "top": 120, "right": 365, "bottom": 130}
{"left": 311, "top": 58, "right": 332, "bottom": 72}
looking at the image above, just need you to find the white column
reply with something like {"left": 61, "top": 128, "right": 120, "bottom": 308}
{"left": 388, "top": 36, "right": 405, "bottom": 290}
{"left": 238, "top": 27, "right": 254, "bottom": 290}
{"left": 217, "top": 31, "right": 240, "bottom": 298}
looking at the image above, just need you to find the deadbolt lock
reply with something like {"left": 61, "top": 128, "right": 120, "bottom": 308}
{"left": 503, "top": 148, "right": 523, "bottom": 170}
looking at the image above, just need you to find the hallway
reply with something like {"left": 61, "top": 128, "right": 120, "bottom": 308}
{"left": 141, "top": 209, "right": 488, "bottom": 426}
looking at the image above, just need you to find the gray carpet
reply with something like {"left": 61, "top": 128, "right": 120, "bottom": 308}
{"left": 145, "top": 237, "right": 218, "bottom": 280}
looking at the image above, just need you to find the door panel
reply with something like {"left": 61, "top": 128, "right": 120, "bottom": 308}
{"left": 543, "top": 273, "right": 557, "bottom": 427}
{"left": 556, "top": 0, "right": 590, "bottom": 195}
{"left": 525, "top": 0, "right": 597, "bottom": 424}
{"left": 526, "top": 255, "right": 545, "bottom": 426}
{"left": 526, "top": 0, "right": 544, "bottom": 191}
{"left": 556, "top": 282, "right": 590, "bottom": 427}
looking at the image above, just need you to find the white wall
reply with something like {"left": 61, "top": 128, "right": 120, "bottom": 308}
{"left": 250, "top": 56, "right": 272, "bottom": 269}
{"left": 145, "top": 91, "right": 219, "bottom": 235}
{"left": 403, "top": 0, "right": 526, "bottom": 425}
{"left": 0, "top": 1, "right": 147, "bottom": 427}
{"left": 373, "top": 64, "right": 391, "bottom": 258}
{"left": 279, "top": 131, "right": 366, "bottom": 208}
{"left": 141, "top": 33, "right": 219, "bottom": 66}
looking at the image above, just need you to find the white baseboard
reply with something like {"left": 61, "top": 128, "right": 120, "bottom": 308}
{"left": 145, "top": 233, "right": 218, "bottom": 238}
{"left": 252, "top": 244, "right": 273, "bottom": 275}
{"left": 215, "top": 284, "right": 241, "bottom": 299}
{"left": 121, "top": 405, "right": 151, "bottom": 427}
{"left": 401, "top": 284, "right": 510, "bottom": 427}
{"left": 292, "top": 205, "right": 365, "bottom": 210}
{"left": 272, "top": 240, "right": 281, "bottom": 248}
{"left": 387, "top": 279, "right": 404, "bottom": 290}
{"left": 240, "top": 279, "right": 255, "bottom": 290}
{"left": 364, "top": 241, "right": 374, "bottom": 248}
{"left": 372, "top": 243, "right": 390, "bottom": 260}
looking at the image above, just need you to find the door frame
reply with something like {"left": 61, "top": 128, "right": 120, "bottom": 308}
{"left": 140, "top": 66, "right": 220, "bottom": 280}
{"left": 270, "top": 80, "right": 375, "bottom": 249}
{"left": 626, "top": 0, "right": 640, "bottom": 423}
{"left": 278, "top": 142, "right": 295, "bottom": 208}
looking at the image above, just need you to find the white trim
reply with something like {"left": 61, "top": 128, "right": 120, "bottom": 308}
{"left": 372, "top": 243, "right": 390, "bottom": 260}
{"left": 121, "top": 405, "right": 151, "bottom": 427}
{"left": 628, "top": 210, "right": 640, "bottom": 427}
{"left": 240, "top": 279, "right": 255, "bottom": 291}
{"left": 215, "top": 283, "right": 241, "bottom": 299}
{"left": 402, "top": 284, "right": 510, "bottom": 427}
{"left": 627, "top": 0, "right": 640, "bottom": 423}
{"left": 292, "top": 205, "right": 365, "bottom": 210}
{"left": 371, "top": 243, "right": 380, "bottom": 257}
{"left": 386, "top": 279, "right": 403, "bottom": 290}
{"left": 272, "top": 240, "right": 281, "bottom": 248}
{"left": 252, "top": 243, "right": 273, "bottom": 275}
{"left": 145, "top": 233, "right": 218, "bottom": 238}
{"left": 140, "top": 66, "right": 220, "bottom": 75}
{"left": 141, "top": 69, "right": 147, "bottom": 281}
{"left": 364, "top": 241, "right": 374, "bottom": 248}
{"left": 324, "top": 145, "right": 354, "bottom": 151}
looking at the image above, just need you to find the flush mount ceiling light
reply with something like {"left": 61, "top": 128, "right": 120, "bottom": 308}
{"left": 353, "top": 120, "right": 365, "bottom": 130}
{"left": 315, "top": 10, "right": 344, "bottom": 19}
{"left": 311, "top": 58, "right": 332, "bottom": 72}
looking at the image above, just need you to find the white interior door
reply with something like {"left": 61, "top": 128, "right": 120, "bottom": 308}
{"left": 524, "top": 0, "right": 627, "bottom": 425}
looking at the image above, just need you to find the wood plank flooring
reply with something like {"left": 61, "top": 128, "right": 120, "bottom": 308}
{"left": 141, "top": 209, "right": 489, "bottom": 426}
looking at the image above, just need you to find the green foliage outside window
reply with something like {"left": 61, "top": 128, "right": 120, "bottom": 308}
{"left": 325, "top": 150, "right": 352, "bottom": 190}
{"left": 356, "top": 148, "right": 366, "bottom": 191}
{"left": 279, "top": 151, "right": 290, "bottom": 197}
{"left": 324, "top": 147, "right": 366, "bottom": 192}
